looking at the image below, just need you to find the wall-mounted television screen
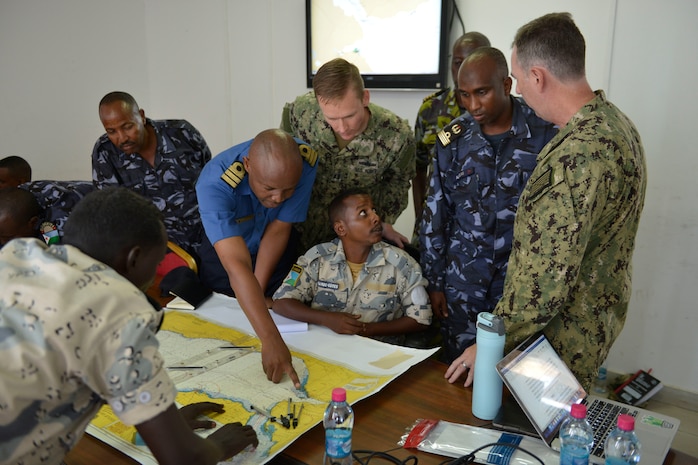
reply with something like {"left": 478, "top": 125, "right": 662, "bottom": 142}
{"left": 306, "top": 0, "right": 451, "bottom": 90}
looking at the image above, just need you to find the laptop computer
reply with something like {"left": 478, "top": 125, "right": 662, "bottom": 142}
{"left": 494, "top": 332, "right": 680, "bottom": 464}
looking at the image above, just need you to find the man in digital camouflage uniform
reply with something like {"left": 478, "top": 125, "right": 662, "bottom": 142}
{"left": 273, "top": 189, "right": 432, "bottom": 346}
{"left": 92, "top": 91, "right": 210, "bottom": 256}
{"left": 448, "top": 13, "right": 646, "bottom": 392}
{"left": 420, "top": 47, "right": 557, "bottom": 364}
{"left": 412, "top": 32, "right": 490, "bottom": 239}
{"left": 281, "top": 58, "right": 415, "bottom": 253}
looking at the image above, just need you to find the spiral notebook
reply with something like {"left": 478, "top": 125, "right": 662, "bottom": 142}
{"left": 494, "top": 333, "right": 680, "bottom": 464}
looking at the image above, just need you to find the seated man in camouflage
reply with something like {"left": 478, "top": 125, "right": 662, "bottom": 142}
{"left": 272, "top": 189, "right": 432, "bottom": 346}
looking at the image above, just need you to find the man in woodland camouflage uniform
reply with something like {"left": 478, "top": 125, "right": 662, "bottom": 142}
{"left": 420, "top": 47, "right": 557, "bottom": 363}
{"left": 412, "top": 32, "right": 490, "bottom": 238}
{"left": 447, "top": 13, "right": 646, "bottom": 392}
{"left": 281, "top": 58, "right": 415, "bottom": 253}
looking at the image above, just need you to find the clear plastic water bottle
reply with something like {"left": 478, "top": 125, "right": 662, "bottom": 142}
{"left": 472, "top": 312, "right": 505, "bottom": 420}
{"left": 323, "top": 387, "right": 354, "bottom": 465}
{"left": 593, "top": 365, "right": 609, "bottom": 397}
{"left": 559, "top": 403, "right": 594, "bottom": 465}
{"left": 604, "top": 414, "right": 642, "bottom": 464}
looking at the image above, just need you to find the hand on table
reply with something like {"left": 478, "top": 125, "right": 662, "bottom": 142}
{"left": 445, "top": 344, "right": 477, "bottom": 387}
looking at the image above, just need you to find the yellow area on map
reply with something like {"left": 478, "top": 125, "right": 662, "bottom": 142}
{"left": 88, "top": 311, "right": 394, "bottom": 464}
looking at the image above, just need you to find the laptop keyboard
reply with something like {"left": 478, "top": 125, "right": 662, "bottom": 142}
{"left": 583, "top": 398, "right": 638, "bottom": 457}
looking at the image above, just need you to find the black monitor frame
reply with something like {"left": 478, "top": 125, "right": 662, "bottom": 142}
{"left": 305, "top": 0, "right": 452, "bottom": 90}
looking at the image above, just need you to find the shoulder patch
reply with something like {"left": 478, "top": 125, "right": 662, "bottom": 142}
{"left": 528, "top": 166, "right": 564, "bottom": 202}
{"left": 40, "top": 221, "right": 59, "bottom": 245}
{"left": 221, "top": 161, "right": 246, "bottom": 188}
{"left": 422, "top": 88, "right": 447, "bottom": 103}
{"left": 284, "top": 264, "right": 304, "bottom": 287}
{"left": 437, "top": 121, "right": 466, "bottom": 147}
{"left": 298, "top": 143, "right": 318, "bottom": 167}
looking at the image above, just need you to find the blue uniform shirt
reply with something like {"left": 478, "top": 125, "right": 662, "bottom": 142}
{"left": 196, "top": 138, "right": 317, "bottom": 255}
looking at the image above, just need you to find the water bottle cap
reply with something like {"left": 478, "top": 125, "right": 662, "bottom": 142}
{"left": 331, "top": 387, "right": 347, "bottom": 402}
{"left": 570, "top": 403, "right": 587, "bottom": 419}
{"left": 617, "top": 414, "right": 635, "bottom": 431}
{"left": 476, "top": 312, "right": 505, "bottom": 335}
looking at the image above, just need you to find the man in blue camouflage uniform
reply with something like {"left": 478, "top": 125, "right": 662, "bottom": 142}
{"left": 412, "top": 32, "right": 490, "bottom": 239}
{"left": 448, "top": 14, "right": 646, "bottom": 392}
{"left": 92, "top": 91, "right": 210, "bottom": 256}
{"left": 420, "top": 47, "right": 557, "bottom": 364}
{"left": 19, "top": 180, "right": 95, "bottom": 244}
{"left": 281, "top": 58, "right": 415, "bottom": 253}
{"left": 273, "top": 189, "right": 431, "bottom": 346}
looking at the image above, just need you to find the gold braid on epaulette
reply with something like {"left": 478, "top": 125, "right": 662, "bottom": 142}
{"left": 221, "top": 161, "right": 246, "bottom": 188}
{"left": 298, "top": 143, "right": 318, "bottom": 167}
{"left": 437, "top": 121, "right": 465, "bottom": 147}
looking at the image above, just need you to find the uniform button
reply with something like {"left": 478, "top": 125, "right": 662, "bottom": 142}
{"left": 112, "top": 400, "right": 124, "bottom": 412}
{"left": 139, "top": 391, "right": 152, "bottom": 404}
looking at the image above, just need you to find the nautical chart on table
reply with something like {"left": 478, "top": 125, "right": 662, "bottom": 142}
{"left": 88, "top": 296, "right": 437, "bottom": 464}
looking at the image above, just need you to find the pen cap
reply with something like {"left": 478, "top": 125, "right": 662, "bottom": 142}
{"left": 472, "top": 312, "right": 505, "bottom": 420}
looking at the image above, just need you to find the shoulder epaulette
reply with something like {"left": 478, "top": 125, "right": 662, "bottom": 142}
{"left": 221, "top": 161, "right": 246, "bottom": 188}
{"left": 422, "top": 88, "right": 448, "bottom": 103}
{"left": 437, "top": 120, "right": 466, "bottom": 147}
{"left": 298, "top": 143, "right": 318, "bottom": 167}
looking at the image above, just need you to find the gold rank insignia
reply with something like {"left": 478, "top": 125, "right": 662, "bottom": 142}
{"left": 437, "top": 121, "right": 464, "bottom": 147}
{"left": 221, "top": 161, "right": 246, "bottom": 188}
{"left": 298, "top": 143, "right": 318, "bottom": 167}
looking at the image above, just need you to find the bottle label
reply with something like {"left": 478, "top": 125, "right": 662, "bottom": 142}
{"left": 325, "top": 428, "right": 351, "bottom": 459}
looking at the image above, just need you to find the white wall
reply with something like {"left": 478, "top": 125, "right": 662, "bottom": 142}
{"left": 1, "top": 0, "right": 696, "bottom": 392}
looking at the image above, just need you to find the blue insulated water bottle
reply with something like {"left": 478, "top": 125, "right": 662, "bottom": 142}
{"left": 472, "top": 312, "right": 506, "bottom": 420}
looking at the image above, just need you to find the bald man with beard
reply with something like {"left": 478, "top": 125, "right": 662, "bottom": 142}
{"left": 196, "top": 129, "right": 317, "bottom": 388}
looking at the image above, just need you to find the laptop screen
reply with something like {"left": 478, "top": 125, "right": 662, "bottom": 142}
{"left": 496, "top": 333, "right": 587, "bottom": 445}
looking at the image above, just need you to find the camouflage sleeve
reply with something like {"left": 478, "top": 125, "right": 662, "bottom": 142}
{"left": 280, "top": 103, "right": 293, "bottom": 133}
{"left": 91, "top": 139, "right": 119, "bottom": 189}
{"left": 398, "top": 257, "right": 432, "bottom": 326}
{"left": 272, "top": 249, "right": 319, "bottom": 303}
{"left": 87, "top": 298, "right": 176, "bottom": 425}
{"left": 375, "top": 129, "right": 416, "bottom": 225}
{"left": 495, "top": 156, "right": 609, "bottom": 353}
{"left": 418, "top": 145, "right": 449, "bottom": 291}
{"left": 414, "top": 105, "right": 430, "bottom": 171}
{"left": 185, "top": 121, "right": 212, "bottom": 165}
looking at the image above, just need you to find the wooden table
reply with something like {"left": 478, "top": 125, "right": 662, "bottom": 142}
{"left": 64, "top": 357, "right": 696, "bottom": 465}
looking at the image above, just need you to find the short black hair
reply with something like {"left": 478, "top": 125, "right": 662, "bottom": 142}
{"left": 328, "top": 188, "right": 371, "bottom": 225}
{"left": 99, "top": 91, "right": 139, "bottom": 111}
{"left": 0, "top": 187, "right": 41, "bottom": 223}
{"left": 0, "top": 156, "right": 32, "bottom": 182}
{"left": 63, "top": 188, "right": 164, "bottom": 266}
